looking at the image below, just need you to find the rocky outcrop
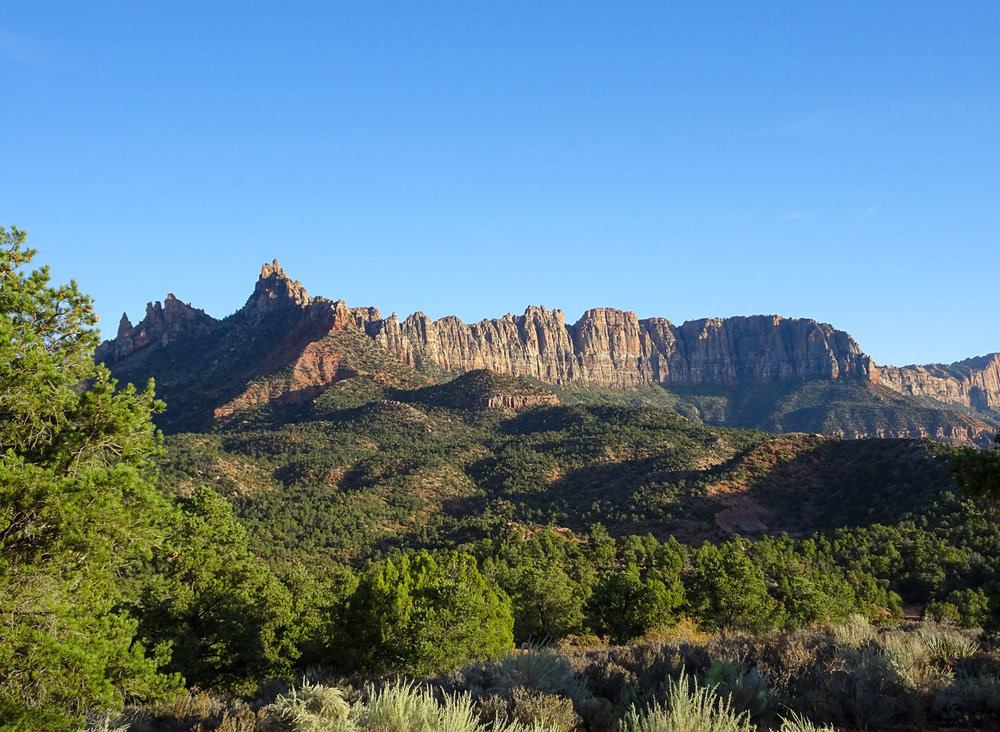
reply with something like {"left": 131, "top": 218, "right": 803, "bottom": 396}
{"left": 96, "top": 294, "right": 216, "bottom": 363}
{"left": 483, "top": 392, "right": 559, "bottom": 411}
{"left": 95, "top": 263, "right": 391, "bottom": 431}
{"left": 252, "top": 259, "right": 310, "bottom": 309}
{"left": 237, "top": 260, "right": 383, "bottom": 335}
{"left": 831, "top": 422, "right": 995, "bottom": 444}
{"left": 95, "top": 260, "right": 996, "bottom": 443}
{"left": 213, "top": 338, "right": 360, "bottom": 420}
{"left": 99, "top": 261, "right": 383, "bottom": 367}
{"left": 366, "top": 309, "right": 876, "bottom": 389}
{"left": 403, "top": 369, "right": 559, "bottom": 412}
{"left": 880, "top": 354, "right": 1000, "bottom": 413}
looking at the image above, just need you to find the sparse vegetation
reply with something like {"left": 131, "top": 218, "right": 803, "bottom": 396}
{"left": 99, "top": 621, "right": 1000, "bottom": 730}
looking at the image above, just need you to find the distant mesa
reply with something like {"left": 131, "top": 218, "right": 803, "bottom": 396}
{"left": 95, "top": 260, "right": 999, "bottom": 443}
{"left": 366, "top": 307, "right": 877, "bottom": 389}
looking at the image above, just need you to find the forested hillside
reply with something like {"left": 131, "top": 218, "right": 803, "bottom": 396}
{"left": 4, "top": 233, "right": 1000, "bottom": 730}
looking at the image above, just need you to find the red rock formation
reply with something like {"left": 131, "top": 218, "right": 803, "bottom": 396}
{"left": 95, "top": 261, "right": 996, "bottom": 443}
{"left": 213, "top": 338, "right": 359, "bottom": 419}
{"left": 879, "top": 354, "right": 1000, "bottom": 413}
{"left": 367, "top": 309, "right": 876, "bottom": 388}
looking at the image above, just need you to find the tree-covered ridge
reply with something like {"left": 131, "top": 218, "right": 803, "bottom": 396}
{"left": 155, "top": 351, "right": 1000, "bottom": 647}
{"left": 159, "top": 384, "right": 957, "bottom": 567}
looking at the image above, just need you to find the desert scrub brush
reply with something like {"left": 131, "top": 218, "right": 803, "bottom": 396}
{"left": 270, "top": 681, "right": 352, "bottom": 732}
{"left": 777, "top": 711, "right": 835, "bottom": 732}
{"left": 622, "top": 670, "right": 751, "bottom": 732}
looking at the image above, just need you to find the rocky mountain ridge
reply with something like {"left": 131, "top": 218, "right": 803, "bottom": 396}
{"left": 96, "top": 262, "right": 998, "bottom": 442}
{"left": 366, "top": 307, "right": 877, "bottom": 388}
{"left": 878, "top": 354, "right": 1000, "bottom": 413}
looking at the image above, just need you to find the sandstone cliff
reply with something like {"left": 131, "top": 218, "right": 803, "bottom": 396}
{"left": 98, "top": 264, "right": 879, "bottom": 396}
{"left": 95, "top": 261, "right": 997, "bottom": 443}
{"left": 365, "top": 309, "right": 876, "bottom": 389}
{"left": 879, "top": 353, "right": 1000, "bottom": 414}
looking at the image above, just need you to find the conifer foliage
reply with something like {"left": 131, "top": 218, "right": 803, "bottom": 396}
{"left": 0, "top": 227, "right": 177, "bottom": 728}
{"left": 133, "top": 486, "right": 299, "bottom": 693}
{"left": 344, "top": 550, "right": 514, "bottom": 675}
{"left": 951, "top": 434, "right": 1000, "bottom": 634}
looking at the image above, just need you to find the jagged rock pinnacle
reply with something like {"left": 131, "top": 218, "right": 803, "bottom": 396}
{"left": 117, "top": 312, "right": 133, "bottom": 338}
{"left": 260, "top": 259, "right": 283, "bottom": 279}
{"left": 246, "top": 260, "right": 310, "bottom": 318}
{"left": 96, "top": 294, "right": 214, "bottom": 363}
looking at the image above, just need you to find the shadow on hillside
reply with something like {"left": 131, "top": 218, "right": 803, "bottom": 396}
{"left": 460, "top": 436, "right": 959, "bottom": 545}
{"left": 740, "top": 438, "right": 957, "bottom": 536}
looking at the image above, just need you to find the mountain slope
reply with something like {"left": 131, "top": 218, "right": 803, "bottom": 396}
{"left": 96, "top": 260, "right": 998, "bottom": 443}
{"left": 158, "top": 393, "right": 961, "bottom": 566}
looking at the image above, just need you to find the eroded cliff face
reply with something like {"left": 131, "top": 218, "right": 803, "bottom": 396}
{"left": 366, "top": 309, "right": 876, "bottom": 388}
{"left": 365, "top": 306, "right": 581, "bottom": 383}
{"left": 832, "top": 423, "right": 995, "bottom": 444}
{"left": 95, "top": 261, "right": 996, "bottom": 442}
{"left": 96, "top": 294, "right": 217, "bottom": 363}
{"left": 99, "top": 262, "right": 877, "bottom": 395}
{"left": 96, "top": 261, "right": 388, "bottom": 430}
{"left": 879, "top": 354, "right": 1000, "bottom": 413}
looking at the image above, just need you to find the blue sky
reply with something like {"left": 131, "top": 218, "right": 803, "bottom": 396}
{"left": 2, "top": 2, "right": 997, "bottom": 367}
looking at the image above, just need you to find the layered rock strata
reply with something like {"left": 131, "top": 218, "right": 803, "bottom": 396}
{"left": 365, "top": 309, "right": 877, "bottom": 388}
{"left": 879, "top": 354, "right": 1000, "bottom": 413}
{"left": 95, "top": 261, "right": 998, "bottom": 441}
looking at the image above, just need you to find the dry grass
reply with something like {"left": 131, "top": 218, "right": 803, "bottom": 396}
{"left": 118, "top": 620, "right": 1000, "bottom": 732}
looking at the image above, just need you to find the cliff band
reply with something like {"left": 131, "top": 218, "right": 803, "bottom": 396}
{"left": 95, "top": 261, "right": 1000, "bottom": 441}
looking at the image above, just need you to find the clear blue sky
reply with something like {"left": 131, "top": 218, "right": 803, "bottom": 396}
{"left": 2, "top": 2, "right": 997, "bottom": 367}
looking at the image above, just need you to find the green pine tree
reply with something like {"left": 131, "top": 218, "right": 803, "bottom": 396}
{"left": 685, "top": 540, "right": 779, "bottom": 632}
{"left": 131, "top": 487, "right": 300, "bottom": 693}
{"left": 586, "top": 564, "right": 682, "bottom": 643}
{"left": 0, "top": 227, "right": 180, "bottom": 729}
{"left": 951, "top": 435, "right": 1000, "bottom": 634}
{"left": 344, "top": 550, "right": 513, "bottom": 675}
